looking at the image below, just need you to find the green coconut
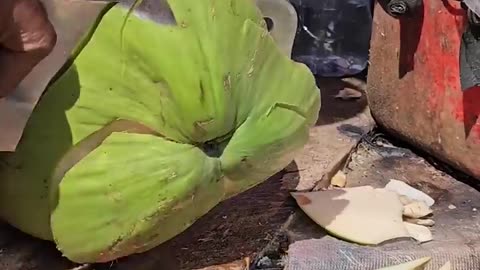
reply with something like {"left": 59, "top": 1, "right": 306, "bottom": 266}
{"left": 0, "top": 0, "right": 320, "bottom": 263}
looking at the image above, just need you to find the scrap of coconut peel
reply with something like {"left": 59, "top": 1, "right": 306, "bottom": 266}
{"left": 405, "top": 218, "right": 435, "bottom": 227}
{"left": 330, "top": 170, "right": 347, "bottom": 188}
{"left": 291, "top": 186, "right": 410, "bottom": 245}
{"left": 195, "top": 257, "right": 250, "bottom": 270}
{"left": 385, "top": 179, "right": 435, "bottom": 207}
{"left": 403, "top": 201, "right": 433, "bottom": 219}
{"left": 375, "top": 257, "right": 431, "bottom": 270}
{"left": 404, "top": 222, "right": 433, "bottom": 243}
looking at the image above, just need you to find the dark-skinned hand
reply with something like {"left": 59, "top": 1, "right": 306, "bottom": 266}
{"left": 0, "top": 0, "right": 56, "bottom": 98}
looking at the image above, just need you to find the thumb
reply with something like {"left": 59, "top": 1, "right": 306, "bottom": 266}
{"left": 0, "top": 0, "right": 57, "bottom": 97}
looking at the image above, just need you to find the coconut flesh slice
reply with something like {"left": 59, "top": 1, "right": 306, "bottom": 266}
{"left": 404, "top": 222, "right": 433, "bottom": 243}
{"left": 375, "top": 257, "right": 431, "bottom": 270}
{"left": 403, "top": 201, "right": 433, "bottom": 219}
{"left": 291, "top": 186, "right": 410, "bottom": 245}
{"left": 385, "top": 179, "right": 435, "bottom": 207}
{"left": 405, "top": 218, "right": 435, "bottom": 227}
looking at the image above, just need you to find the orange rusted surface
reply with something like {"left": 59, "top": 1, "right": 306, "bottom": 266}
{"left": 367, "top": 0, "right": 480, "bottom": 178}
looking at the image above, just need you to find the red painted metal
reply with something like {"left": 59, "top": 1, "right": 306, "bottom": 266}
{"left": 367, "top": 0, "right": 480, "bottom": 178}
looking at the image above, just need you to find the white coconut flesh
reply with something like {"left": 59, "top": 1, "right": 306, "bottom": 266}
{"left": 385, "top": 179, "right": 435, "bottom": 207}
{"left": 291, "top": 186, "right": 410, "bottom": 245}
{"left": 404, "top": 222, "right": 433, "bottom": 243}
{"left": 403, "top": 201, "right": 433, "bottom": 219}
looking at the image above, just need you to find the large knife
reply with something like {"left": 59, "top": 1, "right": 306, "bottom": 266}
{"left": 0, "top": 0, "right": 109, "bottom": 152}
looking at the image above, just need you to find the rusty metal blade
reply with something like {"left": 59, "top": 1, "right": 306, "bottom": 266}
{"left": 0, "top": 0, "right": 109, "bottom": 152}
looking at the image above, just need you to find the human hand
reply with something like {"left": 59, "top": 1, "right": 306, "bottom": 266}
{"left": 0, "top": 0, "right": 57, "bottom": 98}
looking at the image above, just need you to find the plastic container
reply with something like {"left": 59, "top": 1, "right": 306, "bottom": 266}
{"left": 289, "top": 0, "right": 373, "bottom": 77}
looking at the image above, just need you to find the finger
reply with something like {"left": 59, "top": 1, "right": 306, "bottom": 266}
{"left": 1, "top": 0, "right": 57, "bottom": 53}
{"left": 0, "top": 0, "right": 56, "bottom": 97}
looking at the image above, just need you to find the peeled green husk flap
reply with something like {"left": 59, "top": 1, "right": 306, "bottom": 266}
{"left": 0, "top": 0, "right": 320, "bottom": 263}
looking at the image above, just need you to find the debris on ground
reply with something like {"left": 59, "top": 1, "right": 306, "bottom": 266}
{"left": 69, "top": 264, "right": 92, "bottom": 270}
{"left": 403, "top": 201, "right": 433, "bottom": 219}
{"left": 195, "top": 257, "right": 250, "bottom": 270}
{"left": 256, "top": 256, "right": 273, "bottom": 268}
{"left": 448, "top": 204, "right": 457, "bottom": 210}
{"left": 385, "top": 179, "right": 435, "bottom": 207}
{"left": 404, "top": 218, "right": 435, "bottom": 227}
{"left": 386, "top": 180, "right": 435, "bottom": 240}
{"left": 334, "top": 88, "right": 363, "bottom": 100}
{"left": 329, "top": 170, "right": 347, "bottom": 188}
{"left": 375, "top": 257, "right": 431, "bottom": 270}
{"left": 404, "top": 222, "right": 433, "bottom": 243}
